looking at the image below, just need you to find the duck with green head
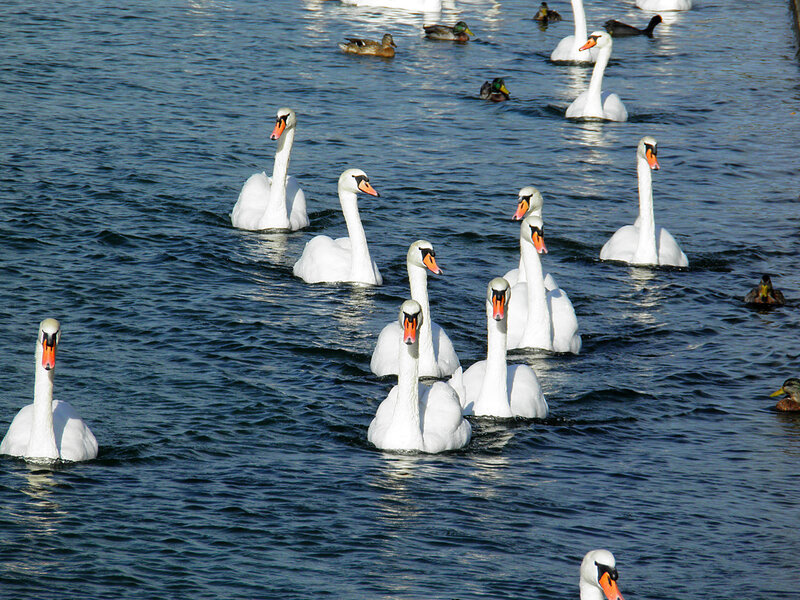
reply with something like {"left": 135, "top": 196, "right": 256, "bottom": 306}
{"left": 480, "top": 78, "right": 510, "bottom": 102}
{"left": 424, "top": 21, "right": 474, "bottom": 42}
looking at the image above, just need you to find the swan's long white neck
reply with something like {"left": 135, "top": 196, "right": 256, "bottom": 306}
{"left": 339, "top": 190, "right": 374, "bottom": 282}
{"left": 264, "top": 127, "right": 295, "bottom": 227}
{"left": 579, "top": 580, "right": 606, "bottom": 600}
{"left": 476, "top": 304, "right": 511, "bottom": 416}
{"left": 585, "top": 41, "right": 612, "bottom": 116}
{"left": 30, "top": 347, "right": 58, "bottom": 459}
{"left": 395, "top": 337, "right": 424, "bottom": 448}
{"left": 634, "top": 153, "right": 658, "bottom": 264}
{"left": 516, "top": 207, "right": 542, "bottom": 281}
{"left": 571, "top": 0, "right": 588, "bottom": 46}
{"left": 521, "top": 238, "right": 553, "bottom": 348}
{"left": 408, "top": 264, "right": 436, "bottom": 368}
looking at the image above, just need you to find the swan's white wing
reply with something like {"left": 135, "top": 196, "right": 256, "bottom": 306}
{"left": 231, "top": 172, "right": 271, "bottom": 230}
{"left": 600, "top": 224, "right": 639, "bottom": 263}
{"left": 503, "top": 266, "right": 521, "bottom": 287}
{"left": 565, "top": 90, "right": 590, "bottom": 118}
{"left": 550, "top": 36, "right": 599, "bottom": 63}
{"left": 293, "top": 236, "right": 353, "bottom": 283}
{"left": 430, "top": 322, "right": 460, "bottom": 376}
{"left": 547, "top": 287, "right": 581, "bottom": 354}
{"left": 508, "top": 364, "right": 548, "bottom": 418}
{"left": 53, "top": 399, "right": 98, "bottom": 462}
{"left": 602, "top": 92, "right": 628, "bottom": 122}
{"left": 506, "top": 281, "right": 528, "bottom": 349}
{"left": 0, "top": 404, "right": 34, "bottom": 457}
{"left": 656, "top": 226, "right": 689, "bottom": 267}
{"left": 420, "top": 382, "right": 471, "bottom": 452}
{"left": 450, "top": 361, "right": 488, "bottom": 415}
{"left": 370, "top": 321, "right": 401, "bottom": 377}
{"left": 285, "top": 175, "right": 309, "bottom": 230}
{"left": 636, "top": 0, "right": 692, "bottom": 11}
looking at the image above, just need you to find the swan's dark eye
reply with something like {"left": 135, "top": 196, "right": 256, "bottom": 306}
{"left": 42, "top": 331, "right": 58, "bottom": 348}
{"left": 420, "top": 248, "right": 434, "bottom": 260}
{"left": 595, "top": 562, "right": 618, "bottom": 582}
{"left": 529, "top": 224, "right": 543, "bottom": 237}
{"left": 521, "top": 195, "right": 532, "bottom": 202}
{"left": 645, "top": 143, "right": 657, "bottom": 156}
{"left": 589, "top": 34, "right": 600, "bottom": 42}
{"left": 354, "top": 174, "right": 368, "bottom": 185}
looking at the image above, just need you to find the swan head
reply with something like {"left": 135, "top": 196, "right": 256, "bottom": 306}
{"left": 513, "top": 186, "right": 544, "bottom": 220}
{"left": 381, "top": 33, "right": 397, "bottom": 48}
{"left": 453, "top": 21, "right": 474, "bottom": 36}
{"left": 637, "top": 136, "right": 659, "bottom": 170}
{"left": 399, "top": 299, "right": 423, "bottom": 345}
{"left": 339, "top": 168, "right": 380, "bottom": 197}
{"left": 408, "top": 240, "right": 442, "bottom": 274}
{"left": 521, "top": 214, "right": 548, "bottom": 255}
{"left": 580, "top": 30, "right": 612, "bottom": 52}
{"left": 37, "top": 318, "right": 61, "bottom": 371}
{"left": 270, "top": 107, "right": 297, "bottom": 140}
{"left": 487, "top": 277, "right": 511, "bottom": 321}
{"left": 580, "top": 549, "right": 625, "bottom": 600}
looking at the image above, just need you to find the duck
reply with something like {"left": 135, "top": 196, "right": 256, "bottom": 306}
{"left": 371, "top": 241, "right": 460, "bottom": 378}
{"left": 635, "top": 0, "right": 692, "bottom": 12}
{"left": 0, "top": 319, "right": 98, "bottom": 463}
{"left": 339, "top": 33, "right": 397, "bottom": 58}
{"left": 565, "top": 31, "right": 628, "bottom": 121}
{"left": 770, "top": 378, "right": 800, "bottom": 411}
{"left": 507, "top": 215, "right": 581, "bottom": 354}
{"left": 231, "top": 107, "right": 308, "bottom": 231}
{"left": 293, "top": 169, "right": 383, "bottom": 285}
{"left": 503, "top": 186, "right": 558, "bottom": 290}
{"left": 449, "top": 278, "right": 548, "bottom": 418}
{"left": 600, "top": 136, "right": 688, "bottom": 267}
{"left": 423, "top": 21, "right": 474, "bottom": 42}
{"left": 368, "top": 300, "right": 472, "bottom": 453}
{"left": 480, "top": 78, "right": 511, "bottom": 102}
{"left": 579, "top": 549, "right": 626, "bottom": 600}
{"left": 604, "top": 15, "right": 662, "bottom": 37}
{"left": 744, "top": 274, "right": 786, "bottom": 307}
{"left": 534, "top": 2, "right": 562, "bottom": 23}
{"left": 550, "top": 0, "right": 600, "bottom": 63}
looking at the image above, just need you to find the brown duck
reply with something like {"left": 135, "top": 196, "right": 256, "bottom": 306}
{"left": 770, "top": 378, "right": 800, "bottom": 411}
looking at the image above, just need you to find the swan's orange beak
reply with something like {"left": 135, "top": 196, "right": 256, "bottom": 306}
{"left": 270, "top": 117, "right": 287, "bottom": 140}
{"left": 645, "top": 147, "right": 660, "bottom": 170}
{"left": 580, "top": 37, "right": 598, "bottom": 51}
{"left": 403, "top": 314, "right": 419, "bottom": 345}
{"left": 422, "top": 252, "right": 442, "bottom": 274}
{"left": 513, "top": 197, "right": 530, "bottom": 221}
{"left": 491, "top": 291, "right": 506, "bottom": 321}
{"left": 599, "top": 572, "right": 625, "bottom": 600}
{"left": 41, "top": 338, "right": 56, "bottom": 371}
{"left": 531, "top": 228, "right": 548, "bottom": 254}
{"left": 358, "top": 179, "right": 380, "bottom": 197}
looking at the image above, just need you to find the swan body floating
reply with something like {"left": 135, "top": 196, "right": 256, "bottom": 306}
{"left": 636, "top": 0, "right": 692, "bottom": 12}
{"left": 424, "top": 21, "right": 474, "bottom": 42}
{"left": 368, "top": 300, "right": 471, "bottom": 453}
{"left": 507, "top": 215, "right": 581, "bottom": 354}
{"left": 600, "top": 136, "right": 688, "bottom": 267}
{"left": 0, "top": 319, "right": 98, "bottom": 463}
{"left": 550, "top": 0, "right": 600, "bottom": 63}
{"left": 371, "top": 240, "right": 460, "bottom": 378}
{"left": 339, "top": 34, "right": 396, "bottom": 58}
{"left": 604, "top": 15, "right": 661, "bottom": 37}
{"left": 449, "top": 278, "right": 548, "bottom": 418}
{"left": 503, "top": 186, "right": 558, "bottom": 290}
{"left": 534, "top": 2, "right": 562, "bottom": 23}
{"left": 480, "top": 78, "right": 510, "bottom": 102}
{"left": 744, "top": 274, "right": 785, "bottom": 307}
{"left": 293, "top": 169, "right": 383, "bottom": 285}
{"left": 566, "top": 31, "right": 627, "bottom": 121}
{"left": 341, "top": 0, "right": 442, "bottom": 11}
{"left": 231, "top": 107, "right": 308, "bottom": 231}
{"left": 580, "top": 549, "right": 626, "bottom": 600}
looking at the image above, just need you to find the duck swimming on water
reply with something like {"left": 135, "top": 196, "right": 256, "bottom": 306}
{"left": 604, "top": 15, "right": 662, "bottom": 37}
{"left": 744, "top": 274, "right": 785, "bottom": 307}
{"left": 769, "top": 378, "right": 800, "bottom": 412}
{"left": 339, "top": 33, "right": 396, "bottom": 58}
{"left": 424, "top": 21, "right": 474, "bottom": 42}
{"left": 480, "top": 78, "right": 510, "bottom": 102}
{"left": 534, "top": 2, "right": 562, "bottom": 23}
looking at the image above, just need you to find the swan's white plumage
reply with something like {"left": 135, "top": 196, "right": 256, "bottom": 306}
{"left": 550, "top": 0, "right": 600, "bottom": 63}
{"left": 293, "top": 169, "right": 382, "bottom": 285}
{"left": 231, "top": 107, "right": 308, "bottom": 231}
{"left": 636, "top": 0, "right": 692, "bottom": 11}
{"left": 503, "top": 186, "right": 558, "bottom": 290}
{"left": 565, "top": 31, "right": 627, "bottom": 122}
{"left": 371, "top": 240, "right": 459, "bottom": 378}
{"left": 579, "top": 549, "right": 626, "bottom": 600}
{"left": 368, "top": 300, "right": 471, "bottom": 453}
{"left": 0, "top": 319, "right": 98, "bottom": 463}
{"left": 600, "top": 136, "right": 688, "bottom": 267}
{"left": 340, "top": 0, "right": 442, "bottom": 10}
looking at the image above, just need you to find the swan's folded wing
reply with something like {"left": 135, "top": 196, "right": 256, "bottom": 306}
{"left": 285, "top": 175, "right": 308, "bottom": 230}
{"left": 231, "top": 171, "right": 271, "bottom": 230}
{"left": 420, "top": 382, "right": 471, "bottom": 452}
{"left": 600, "top": 224, "right": 638, "bottom": 263}
{"left": 370, "top": 321, "right": 401, "bottom": 376}
{"left": 508, "top": 364, "right": 548, "bottom": 418}
{"left": 546, "top": 287, "right": 581, "bottom": 354}
{"left": 430, "top": 322, "right": 460, "bottom": 375}
{"left": 0, "top": 404, "right": 34, "bottom": 457}
{"left": 657, "top": 226, "right": 689, "bottom": 267}
{"left": 53, "top": 399, "right": 98, "bottom": 461}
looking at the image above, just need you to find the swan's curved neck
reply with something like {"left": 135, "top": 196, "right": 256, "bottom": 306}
{"left": 340, "top": 191, "right": 374, "bottom": 282}
{"left": 579, "top": 581, "right": 606, "bottom": 600}
{"left": 30, "top": 352, "right": 58, "bottom": 459}
{"left": 408, "top": 265, "right": 435, "bottom": 366}
{"left": 395, "top": 339, "right": 424, "bottom": 447}
{"left": 521, "top": 239, "right": 553, "bottom": 347}
{"left": 634, "top": 154, "right": 658, "bottom": 263}
{"left": 265, "top": 128, "right": 295, "bottom": 225}
{"left": 571, "top": 0, "right": 588, "bottom": 43}
{"left": 586, "top": 43, "right": 611, "bottom": 114}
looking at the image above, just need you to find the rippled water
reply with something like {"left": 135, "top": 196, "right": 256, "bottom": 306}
{"left": 1, "top": 0, "right": 799, "bottom": 598}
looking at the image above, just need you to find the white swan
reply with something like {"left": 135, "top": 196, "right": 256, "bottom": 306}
{"left": 636, "top": 0, "right": 692, "bottom": 11}
{"left": 449, "top": 278, "right": 548, "bottom": 418}
{"left": 580, "top": 549, "right": 626, "bottom": 600}
{"left": 507, "top": 215, "right": 581, "bottom": 354}
{"left": 565, "top": 31, "right": 628, "bottom": 122}
{"left": 231, "top": 107, "right": 308, "bottom": 231}
{"left": 368, "top": 300, "right": 471, "bottom": 453}
{"left": 293, "top": 169, "right": 383, "bottom": 285}
{"left": 600, "top": 136, "right": 689, "bottom": 267}
{"left": 550, "top": 0, "right": 600, "bottom": 63}
{"left": 340, "top": 0, "right": 442, "bottom": 11}
{"left": 503, "top": 186, "right": 558, "bottom": 290}
{"left": 0, "top": 319, "right": 98, "bottom": 463}
{"left": 371, "top": 240, "right": 460, "bottom": 378}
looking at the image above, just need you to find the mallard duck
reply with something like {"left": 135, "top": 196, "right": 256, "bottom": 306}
{"left": 423, "top": 21, "right": 474, "bottom": 42}
{"left": 339, "top": 33, "right": 396, "bottom": 57}
{"left": 480, "top": 78, "right": 510, "bottom": 102}
{"left": 769, "top": 378, "right": 800, "bottom": 412}
{"left": 534, "top": 2, "right": 562, "bottom": 23}
{"left": 604, "top": 15, "right": 662, "bottom": 37}
{"left": 744, "top": 274, "right": 786, "bottom": 307}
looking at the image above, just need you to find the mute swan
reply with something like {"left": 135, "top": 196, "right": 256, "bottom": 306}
{"left": 565, "top": 31, "right": 628, "bottom": 122}
{"left": 371, "top": 240, "right": 460, "bottom": 378}
{"left": 341, "top": 0, "right": 442, "bottom": 11}
{"left": 507, "top": 215, "right": 581, "bottom": 354}
{"left": 339, "top": 34, "right": 396, "bottom": 58}
{"left": 480, "top": 78, "right": 511, "bottom": 102}
{"left": 231, "top": 107, "right": 308, "bottom": 231}
{"left": 600, "top": 136, "right": 688, "bottom": 267}
{"left": 604, "top": 15, "right": 662, "bottom": 37}
{"left": 0, "top": 319, "right": 98, "bottom": 463}
{"left": 636, "top": 0, "right": 692, "bottom": 12}
{"left": 368, "top": 300, "right": 471, "bottom": 453}
{"left": 424, "top": 21, "right": 474, "bottom": 41}
{"left": 293, "top": 169, "right": 383, "bottom": 285}
{"left": 580, "top": 549, "right": 626, "bottom": 600}
{"left": 744, "top": 274, "right": 785, "bottom": 307}
{"left": 550, "top": 0, "right": 600, "bottom": 63}
{"left": 449, "top": 278, "right": 548, "bottom": 418}
{"left": 503, "top": 186, "right": 558, "bottom": 290}
{"left": 770, "top": 378, "right": 800, "bottom": 412}
{"left": 534, "top": 3, "right": 562, "bottom": 23}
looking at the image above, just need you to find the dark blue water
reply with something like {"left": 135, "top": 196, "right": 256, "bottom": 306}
{"left": 1, "top": 0, "right": 799, "bottom": 598}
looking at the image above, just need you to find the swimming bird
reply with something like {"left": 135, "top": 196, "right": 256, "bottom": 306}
{"left": 371, "top": 240, "right": 460, "bottom": 378}
{"left": 769, "top": 378, "right": 800, "bottom": 412}
{"left": 503, "top": 186, "right": 558, "bottom": 290}
{"left": 339, "top": 33, "right": 397, "bottom": 57}
{"left": 550, "top": 0, "right": 600, "bottom": 63}
{"left": 744, "top": 274, "right": 786, "bottom": 307}
{"left": 565, "top": 31, "right": 627, "bottom": 121}
{"left": 480, "top": 78, "right": 510, "bottom": 102}
{"left": 580, "top": 549, "right": 626, "bottom": 600}
{"left": 368, "top": 300, "right": 471, "bottom": 453}
{"left": 604, "top": 15, "right": 662, "bottom": 37}
{"left": 449, "top": 278, "right": 548, "bottom": 418}
{"left": 231, "top": 107, "right": 308, "bottom": 231}
{"left": 534, "top": 2, "right": 562, "bottom": 23}
{"left": 0, "top": 319, "right": 98, "bottom": 463}
{"left": 293, "top": 169, "right": 383, "bottom": 285}
{"left": 636, "top": 0, "right": 692, "bottom": 11}
{"left": 600, "top": 136, "right": 688, "bottom": 267}
{"left": 424, "top": 21, "right": 473, "bottom": 41}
